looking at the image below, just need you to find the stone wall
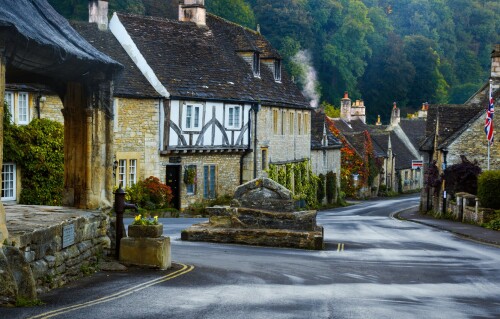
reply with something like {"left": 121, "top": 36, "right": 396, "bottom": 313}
{"left": 447, "top": 115, "right": 500, "bottom": 171}
{"left": 174, "top": 153, "right": 242, "bottom": 209}
{"left": 114, "top": 97, "right": 161, "bottom": 183}
{"left": 243, "top": 106, "right": 311, "bottom": 182}
{"left": 5, "top": 208, "right": 109, "bottom": 297}
{"left": 39, "top": 95, "right": 64, "bottom": 124}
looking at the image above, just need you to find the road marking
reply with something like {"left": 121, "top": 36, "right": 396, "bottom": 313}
{"left": 337, "top": 243, "right": 345, "bottom": 252}
{"left": 28, "top": 263, "right": 195, "bottom": 319}
{"left": 389, "top": 211, "right": 403, "bottom": 222}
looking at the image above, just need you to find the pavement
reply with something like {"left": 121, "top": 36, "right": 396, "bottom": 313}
{"left": 397, "top": 207, "right": 500, "bottom": 247}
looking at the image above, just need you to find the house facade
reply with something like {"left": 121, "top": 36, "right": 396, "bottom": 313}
{"left": 2, "top": 0, "right": 312, "bottom": 210}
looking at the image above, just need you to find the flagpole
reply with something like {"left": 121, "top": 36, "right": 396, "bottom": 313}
{"left": 488, "top": 141, "right": 490, "bottom": 171}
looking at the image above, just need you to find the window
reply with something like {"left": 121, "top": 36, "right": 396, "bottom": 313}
{"left": 18, "top": 92, "right": 29, "bottom": 124}
{"left": 304, "top": 112, "right": 309, "bottom": 134}
{"left": 1, "top": 163, "right": 16, "bottom": 201}
{"left": 4, "top": 92, "right": 13, "bottom": 122}
{"left": 226, "top": 105, "right": 241, "bottom": 129}
{"left": 129, "top": 159, "right": 137, "bottom": 186}
{"left": 185, "top": 165, "right": 197, "bottom": 195}
{"left": 281, "top": 110, "right": 285, "bottom": 135}
{"left": 184, "top": 104, "right": 202, "bottom": 131}
{"left": 274, "top": 59, "right": 281, "bottom": 82}
{"left": 298, "top": 113, "right": 302, "bottom": 135}
{"left": 203, "top": 164, "right": 216, "bottom": 199}
{"left": 118, "top": 159, "right": 127, "bottom": 187}
{"left": 323, "top": 150, "right": 327, "bottom": 167}
{"left": 253, "top": 52, "right": 260, "bottom": 77}
{"left": 117, "top": 159, "right": 137, "bottom": 187}
{"left": 273, "top": 109, "right": 279, "bottom": 134}
{"left": 289, "top": 112, "right": 294, "bottom": 135}
{"left": 261, "top": 148, "right": 268, "bottom": 170}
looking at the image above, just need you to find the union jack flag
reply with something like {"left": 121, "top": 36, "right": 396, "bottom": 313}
{"left": 485, "top": 83, "right": 494, "bottom": 144}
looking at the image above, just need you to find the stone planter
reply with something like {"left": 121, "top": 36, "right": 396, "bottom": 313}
{"left": 128, "top": 224, "right": 163, "bottom": 238}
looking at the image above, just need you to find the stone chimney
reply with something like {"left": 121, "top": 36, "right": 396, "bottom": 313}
{"left": 351, "top": 99, "right": 366, "bottom": 124}
{"left": 179, "top": 0, "right": 206, "bottom": 26}
{"left": 89, "top": 0, "right": 109, "bottom": 30}
{"left": 340, "top": 91, "right": 352, "bottom": 122}
{"left": 390, "top": 102, "right": 400, "bottom": 126}
{"left": 418, "top": 102, "right": 428, "bottom": 119}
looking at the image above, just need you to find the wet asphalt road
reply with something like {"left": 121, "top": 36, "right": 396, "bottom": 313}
{"left": 2, "top": 195, "right": 500, "bottom": 319}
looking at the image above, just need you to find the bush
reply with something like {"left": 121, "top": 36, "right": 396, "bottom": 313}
{"left": 477, "top": 171, "right": 500, "bottom": 209}
{"left": 127, "top": 176, "right": 173, "bottom": 210}
{"left": 443, "top": 156, "right": 481, "bottom": 197}
{"left": 326, "top": 171, "right": 336, "bottom": 204}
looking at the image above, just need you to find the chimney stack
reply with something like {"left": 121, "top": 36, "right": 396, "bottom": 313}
{"left": 89, "top": 0, "right": 109, "bottom": 30}
{"left": 179, "top": 0, "right": 206, "bottom": 26}
{"left": 340, "top": 91, "right": 352, "bottom": 122}
{"left": 491, "top": 44, "right": 500, "bottom": 91}
{"left": 390, "top": 102, "right": 400, "bottom": 126}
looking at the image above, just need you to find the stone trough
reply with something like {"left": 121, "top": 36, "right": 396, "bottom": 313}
{"left": 181, "top": 178, "right": 324, "bottom": 250}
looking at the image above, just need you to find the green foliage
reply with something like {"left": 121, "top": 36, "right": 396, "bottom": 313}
{"left": 268, "top": 160, "right": 319, "bottom": 208}
{"left": 3, "top": 115, "right": 64, "bottom": 205}
{"left": 325, "top": 171, "right": 337, "bottom": 204}
{"left": 322, "top": 102, "right": 340, "bottom": 118}
{"left": 482, "top": 211, "right": 500, "bottom": 231}
{"left": 126, "top": 176, "right": 173, "bottom": 210}
{"left": 15, "top": 297, "right": 45, "bottom": 307}
{"left": 477, "top": 171, "right": 500, "bottom": 209}
{"left": 317, "top": 174, "right": 326, "bottom": 203}
{"left": 206, "top": 0, "right": 256, "bottom": 28}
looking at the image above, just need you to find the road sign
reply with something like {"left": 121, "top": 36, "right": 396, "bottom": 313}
{"left": 412, "top": 160, "right": 423, "bottom": 169}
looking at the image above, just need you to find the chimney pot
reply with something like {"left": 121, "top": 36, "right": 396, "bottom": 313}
{"left": 343, "top": 91, "right": 349, "bottom": 99}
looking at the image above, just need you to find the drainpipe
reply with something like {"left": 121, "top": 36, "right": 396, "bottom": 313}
{"left": 252, "top": 103, "right": 260, "bottom": 179}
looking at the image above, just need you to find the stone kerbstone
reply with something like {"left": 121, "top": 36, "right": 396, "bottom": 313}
{"left": 120, "top": 236, "right": 171, "bottom": 269}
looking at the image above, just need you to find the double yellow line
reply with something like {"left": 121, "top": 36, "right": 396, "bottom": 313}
{"left": 337, "top": 243, "right": 345, "bottom": 252}
{"left": 28, "top": 263, "right": 195, "bottom": 319}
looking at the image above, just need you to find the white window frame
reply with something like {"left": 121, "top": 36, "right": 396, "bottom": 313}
{"left": 118, "top": 159, "right": 127, "bottom": 188}
{"left": 1, "top": 163, "right": 16, "bottom": 201}
{"left": 4, "top": 91, "right": 14, "bottom": 123}
{"left": 253, "top": 52, "right": 260, "bottom": 78}
{"left": 274, "top": 59, "right": 282, "bottom": 82}
{"left": 226, "top": 104, "right": 241, "bottom": 129}
{"left": 128, "top": 159, "right": 137, "bottom": 187}
{"left": 17, "top": 92, "right": 29, "bottom": 124}
{"left": 183, "top": 103, "right": 202, "bottom": 131}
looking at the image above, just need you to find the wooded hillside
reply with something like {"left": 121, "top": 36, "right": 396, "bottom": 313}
{"left": 48, "top": 0, "right": 500, "bottom": 123}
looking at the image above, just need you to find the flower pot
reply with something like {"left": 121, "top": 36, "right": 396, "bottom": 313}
{"left": 128, "top": 224, "right": 163, "bottom": 238}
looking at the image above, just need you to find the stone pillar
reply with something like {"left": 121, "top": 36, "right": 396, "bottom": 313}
{"left": 0, "top": 55, "right": 8, "bottom": 245}
{"left": 62, "top": 82, "right": 114, "bottom": 209}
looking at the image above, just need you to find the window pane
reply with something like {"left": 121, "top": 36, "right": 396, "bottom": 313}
{"left": 203, "top": 166, "right": 209, "bottom": 198}
{"left": 234, "top": 107, "right": 240, "bottom": 127}
{"left": 210, "top": 165, "right": 216, "bottom": 198}
{"left": 1, "top": 164, "right": 16, "bottom": 200}
{"left": 118, "top": 159, "right": 127, "bottom": 187}
{"left": 186, "top": 105, "right": 192, "bottom": 128}
{"left": 129, "top": 160, "right": 137, "bottom": 187}
{"left": 228, "top": 107, "right": 234, "bottom": 126}
{"left": 194, "top": 106, "right": 199, "bottom": 128}
{"left": 18, "top": 93, "right": 28, "bottom": 124}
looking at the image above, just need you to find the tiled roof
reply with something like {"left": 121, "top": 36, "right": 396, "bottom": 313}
{"left": 71, "top": 22, "right": 160, "bottom": 98}
{"left": 370, "top": 131, "right": 389, "bottom": 157}
{"left": 421, "top": 104, "right": 484, "bottom": 151}
{"left": 311, "top": 109, "right": 342, "bottom": 150}
{"left": 399, "top": 119, "right": 426, "bottom": 150}
{"left": 114, "top": 13, "right": 309, "bottom": 108}
{"left": 391, "top": 132, "right": 418, "bottom": 170}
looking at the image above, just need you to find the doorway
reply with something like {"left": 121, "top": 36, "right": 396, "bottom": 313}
{"left": 166, "top": 165, "right": 181, "bottom": 210}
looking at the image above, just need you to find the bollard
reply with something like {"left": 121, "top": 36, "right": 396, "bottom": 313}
{"left": 114, "top": 184, "right": 138, "bottom": 259}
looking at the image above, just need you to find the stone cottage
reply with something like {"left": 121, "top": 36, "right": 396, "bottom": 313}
{"left": 2, "top": 0, "right": 312, "bottom": 210}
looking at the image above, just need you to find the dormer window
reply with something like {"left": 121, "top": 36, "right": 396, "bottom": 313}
{"left": 274, "top": 59, "right": 281, "bottom": 82}
{"left": 253, "top": 52, "right": 260, "bottom": 77}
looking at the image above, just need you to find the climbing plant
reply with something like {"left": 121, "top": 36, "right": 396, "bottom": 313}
{"left": 3, "top": 112, "right": 64, "bottom": 205}
{"left": 267, "top": 160, "right": 319, "bottom": 208}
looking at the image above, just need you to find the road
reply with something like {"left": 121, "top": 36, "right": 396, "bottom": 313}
{"left": 2, "top": 195, "right": 500, "bottom": 319}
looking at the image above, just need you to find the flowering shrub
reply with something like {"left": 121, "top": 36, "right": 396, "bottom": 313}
{"left": 132, "top": 214, "right": 159, "bottom": 226}
{"left": 127, "top": 176, "right": 173, "bottom": 210}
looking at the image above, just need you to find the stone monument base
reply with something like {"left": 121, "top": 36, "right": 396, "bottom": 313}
{"left": 182, "top": 224, "right": 323, "bottom": 250}
{"left": 120, "top": 236, "right": 171, "bottom": 269}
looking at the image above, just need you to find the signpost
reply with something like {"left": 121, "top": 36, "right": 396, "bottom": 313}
{"left": 412, "top": 160, "right": 423, "bottom": 170}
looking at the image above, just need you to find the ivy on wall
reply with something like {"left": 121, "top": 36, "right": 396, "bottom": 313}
{"left": 267, "top": 159, "right": 319, "bottom": 208}
{"left": 3, "top": 106, "right": 64, "bottom": 205}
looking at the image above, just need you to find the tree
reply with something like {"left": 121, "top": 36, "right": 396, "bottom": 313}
{"left": 206, "top": 0, "right": 256, "bottom": 29}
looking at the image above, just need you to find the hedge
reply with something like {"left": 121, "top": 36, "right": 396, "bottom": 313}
{"left": 477, "top": 170, "right": 500, "bottom": 209}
